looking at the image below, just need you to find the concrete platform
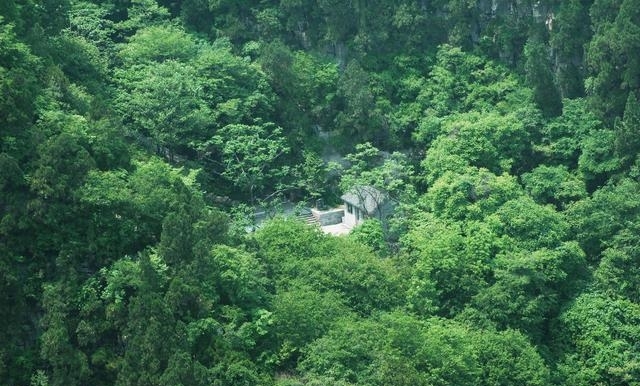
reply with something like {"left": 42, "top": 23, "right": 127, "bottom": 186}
{"left": 320, "top": 222, "right": 353, "bottom": 236}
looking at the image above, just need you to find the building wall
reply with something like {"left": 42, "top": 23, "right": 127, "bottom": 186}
{"left": 312, "top": 207, "right": 345, "bottom": 226}
{"left": 343, "top": 202, "right": 365, "bottom": 227}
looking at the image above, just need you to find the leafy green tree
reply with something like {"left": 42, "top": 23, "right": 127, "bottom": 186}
{"left": 209, "top": 354, "right": 272, "bottom": 386}
{"left": 72, "top": 225, "right": 268, "bottom": 385}
{"left": 258, "top": 45, "right": 339, "bottom": 149}
{"left": 118, "top": 24, "right": 197, "bottom": 65}
{"left": 258, "top": 40, "right": 307, "bottom": 136}
{"left": 445, "top": 0, "right": 477, "bottom": 49}
{"left": 390, "top": 1, "right": 445, "bottom": 57}
{"left": 568, "top": 178, "right": 640, "bottom": 260}
{"left": 208, "top": 245, "right": 268, "bottom": 311}
{"left": 173, "top": 244, "right": 271, "bottom": 376}
{"left": 12, "top": 0, "right": 71, "bottom": 37}
{"left": 0, "top": 1, "right": 20, "bottom": 29}
{"left": 293, "top": 236, "right": 403, "bottom": 315}
{"left": 195, "top": 41, "right": 275, "bottom": 131}
{"left": 73, "top": 257, "right": 142, "bottom": 385}
{"left": 421, "top": 167, "right": 522, "bottom": 222}
{"left": 78, "top": 168, "right": 140, "bottom": 262}
{"left": 252, "top": 217, "right": 328, "bottom": 277}
{"left": 550, "top": 0, "right": 590, "bottom": 98}
{"left": 254, "top": 218, "right": 402, "bottom": 315}
{"left": 586, "top": 0, "right": 640, "bottom": 118}
{"left": 299, "top": 313, "right": 551, "bottom": 386}
{"left": 421, "top": 109, "right": 534, "bottom": 177}
{"left": 349, "top": 219, "right": 389, "bottom": 256}
{"left": 521, "top": 165, "right": 587, "bottom": 209}
{"left": 614, "top": 91, "right": 640, "bottom": 168}
{"left": 554, "top": 291, "right": 640, "bottom": 385}
{"left": 473, "top": 328, "right": 551, "bottom": 386}
{"left": 24, "top": 119, "right": 95, "bottom": 275}
{"left": 67, "top": 1, "right": 116, "bottom": 54}
{"left": 158, "top": 352, "right": 210, "bottom": 386}
{"left": 469, "top": 242, "right": 588, "bottom": 342}
{"left": 269, "top": 284, "right": 352, "bottom": 369}
{"left": 347, "top": 0, "right": 396, "bottom": 65}
{"left": 115, "top": 252, "right": 176, "bottom": 386}
{"left": 317, "top": 0, "right": 357, "bottom": 43}
{"left": 159, "top": 203, "right": 229, "bottom": 267}
{"left": 0, "top": 152, "right": 37, "bottom": 386}
{"left": 41, "top": 281, "right": 91, "bottom": 386}
{"left": 206, "top": 0, "right": 261, "bottom": 43}
{"left": 28, "top": 122, "right": 96, "bottom": 238}
{"left": 291, "top": 150, "right": 329, "bottom": 200}
{"left": 486, "top": 197, "right": 569, "bottom": 250}
{"left": 402, "top": 214, "right": 494, "bottom": 317}
{"left": 114, "top": 0, "right": 170, "bottom": 39}
{"left": 78, "top": 158, "right": 214, "bottom": 273}
{"left": 50, "top": 30, "right": 109, "bottom": 97}
{"left": 0, "top": 240, "right": 36, "bottom": 385}
{"left": 334, "top": 61, "right": 387, "bottom": 148}
{"left": 419, "top": 45, "right": 525, "bottom": 117}
{"left": 116, "top": 59, "right": 210, "bottom": 160}
{"left": 298, "top": 317, "right": 386, "bottom": 385}
{"left": 290, "top": 51, "right": 339, "bottom": 129}
{"left": 258, "top": 40, "right": 296, "bottom": 98}
{"left": 577, "top": 128, "right": 620, "bottom": 190}
{"left": 338, "top": 142, "right": 415, "bottom": 213}
{"left": 211, "top": 123, "right": 290, "bottom": 204}
{"left": 179, "top": 0, "right": 214, "bottom": 35}
{"left": 535, "top": 98, "right": 602, "bottom": 169}
{"left": 389, "top": 73, "right": 432, "bottom": 149}
{"left": 0, "top": 18, "right": 41, "bottom": 156}
{"left": 594, "top": 223, "right": 640, "bottom": 302}
{"left": 524, "top": 39, "right": 562, "bottom": 117}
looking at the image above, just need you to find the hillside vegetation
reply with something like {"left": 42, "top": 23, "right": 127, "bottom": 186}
{"left": 1, "top": 1, "right": 640, "bottom": 385}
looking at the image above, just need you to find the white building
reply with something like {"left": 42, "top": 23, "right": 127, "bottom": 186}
{"left": 341, "top": 186, "right": 392, "bottom": 228}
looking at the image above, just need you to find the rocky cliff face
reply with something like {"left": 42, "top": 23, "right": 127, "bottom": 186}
{"left": 282, "top": 1, "right": 589, "bottom": 98}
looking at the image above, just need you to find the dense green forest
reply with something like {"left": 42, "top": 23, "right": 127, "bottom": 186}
{"left": 1, "top": 0, "right": 640, "bottom": 385}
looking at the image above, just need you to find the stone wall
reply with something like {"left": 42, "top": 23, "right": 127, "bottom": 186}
{"left": 312, "top": 207, "right": 345, "bottom": 226}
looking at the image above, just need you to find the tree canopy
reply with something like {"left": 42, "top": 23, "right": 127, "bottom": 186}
{"left": 1, "top": 1, "right": 639, "bottom": 385}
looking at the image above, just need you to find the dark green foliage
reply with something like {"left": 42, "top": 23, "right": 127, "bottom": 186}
{"left": 554, "top": 291, "right": 640, "bottom": 385}
{"left": 269, "top": 284, "right": 352, "bottom": 369}
{"left": 567, "top": 178, "right": 640, "bottom": 259}
{"left": 179, "top": 0, "right": 214, "bottom": 35}
{"left": 420, "top": 45, "right": 525, "bottom": 117}
{"left": 469, "top": 241, "right": 588, "bottom": 342}
{"left": 536, "top": 98, "right": 602, "bottom": 168}
{"left": 595, "top": 223, "right": 640, "bottom": 302}
{"left": 211, "top": 123, "right": 290, "bottom": 203}
{"left": 349, "top": 219, "right": 389, "bottom": 256}
{"left": 614, "top": 91, "right": 640, "bottom": 167}
{"left": 420, "top": 167, "right": 522, "bottom": 221}
{"left": 254, "top": 218, "right": 403, "bottom": 316}
{"left": 486, "top": 197, "right": 569, "bottom": 250}
{"left": 403, "top": 215, "right": 494, "bottom": 317}
{"left": 522, "top": 165, "right": 587, "bottom": 208}
{"left": 550, "top": 0, "right": 591, "bottom": 98}
{"left": 587, "top": 0, "right": 640, "bottom": 118}
{"left": 524, "top": 39, "right": 563, "bottom": 117}
{"left": 334, "top": 61, "right": 387, "bottom": 149}
{"left": 299, "top": 313, "right": 551, "bottom": 386}
{"left": 41, "top": 281, "right": 91, "bottom": 386}
{"left": 2, "top": 2, "right": 640, "bottom": 385}
{"left": 0, "top": 19, "right": 41, "bottom": 144}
